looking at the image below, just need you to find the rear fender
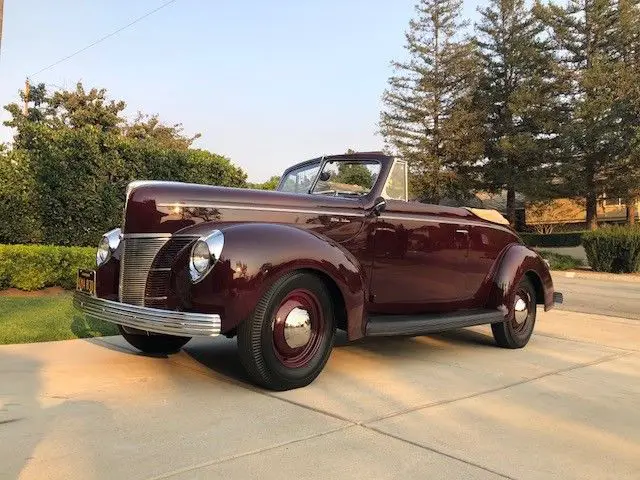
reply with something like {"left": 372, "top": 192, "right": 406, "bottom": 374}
{"left": 486, "top": 243, "right": 555, "bottom": 318}
{"left": 185, "top": 223, "right": 367, "bottom": 340}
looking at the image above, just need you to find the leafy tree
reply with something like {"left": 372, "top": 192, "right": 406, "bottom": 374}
{"left": 124, "top": 113, "right": 201, "bottom": 150}
{"left": 380, "top": 0, "right": 483, "bottom": 203}
{"left": 4, "top": 82, "right": 50, "bottom": 149}
{"left": 537, "top": 0, "right": 620, "bottom": 230}
{"left": 249, "top": 176, "right": 280, "bottom": 190}
{"left": 334, "top": 163, "right": 374, "bottom": 189}
{"left": 47, "top": 83, "right": 126, "bottom": 132}
{"left": 1, "top": 82, "right": 247, "bottom": 246}
{"left": 476, "top": 0, "right": 569, "bottom": 225}
{"left": 0, "top": 149, "right": 43, "bottom": 244}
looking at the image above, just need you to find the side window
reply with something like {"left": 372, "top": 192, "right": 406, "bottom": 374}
{"left": 383, "top": 160, "right": 408, "bottom": 201}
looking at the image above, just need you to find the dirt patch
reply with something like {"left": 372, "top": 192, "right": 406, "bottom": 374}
{"left": 0, "top": 286, "right": 68, "bottom": 297}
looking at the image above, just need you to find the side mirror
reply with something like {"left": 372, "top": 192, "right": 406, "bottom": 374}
{"left": 319, "top": 171, "right": 331, "bottom": 181}
{"left": 369, "top": 196, "right": 386, "bottom": 217}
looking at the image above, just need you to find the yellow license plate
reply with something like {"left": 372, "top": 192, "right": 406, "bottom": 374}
{"left": 76, "top": 269, "right": 96, "bottom": 296}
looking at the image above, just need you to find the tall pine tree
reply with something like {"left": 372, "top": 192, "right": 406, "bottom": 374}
{"left": 476, "top": 0, "right": 568, "bottom": 226}
{"left": 609, "top": 0, "right": 640, "bottom": 224}
{"left": 380, "top": 0, "right": 482, "bottom": 203}
{"left": 537, "top": 0, "right": 619, "bottom": 229}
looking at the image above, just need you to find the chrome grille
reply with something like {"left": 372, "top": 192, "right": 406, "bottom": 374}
{"left": 144, "top": 237, "right": 196, "bottom": 308}
{"left": 119, "top": 236, "right": 170, "bottom": 306}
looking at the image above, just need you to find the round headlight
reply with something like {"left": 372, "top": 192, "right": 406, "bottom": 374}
{"left": 96, "top": 237, "right": 110, "bottom": 266}
{"left": 96, "top": 228, "right": 122, "bottom": 267}
{"left": 189, "top": 230, "right": 224, "bottom": 283}
{"left": 191, "top": 241, "right": 211, "bottom": 274}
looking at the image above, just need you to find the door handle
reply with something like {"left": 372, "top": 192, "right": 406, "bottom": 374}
{"left": 456, "top": 229, "right": 469, "bottom": 234}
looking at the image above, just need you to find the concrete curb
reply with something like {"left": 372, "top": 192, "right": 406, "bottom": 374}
{"left": 551, "top": 270, "right": 640, "bottom": 283}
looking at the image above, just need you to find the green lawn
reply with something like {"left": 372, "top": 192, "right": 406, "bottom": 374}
{"left": 0, "top": 292, "right": 118, "bottom": 345}
{"left": 538, "top": 250, "right": 584, "bottom": 271}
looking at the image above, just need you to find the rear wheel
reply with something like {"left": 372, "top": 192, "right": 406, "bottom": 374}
{"left": 237, "top": 272, "right": 336, "bottom": 391}
{"left": 491, "top": 277, "right": 537, "bottom": 349}
{"left": 118, "top": 325, "right": 191, "bottom": 354}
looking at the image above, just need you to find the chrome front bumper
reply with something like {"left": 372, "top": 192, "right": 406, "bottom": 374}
{"left": 73, "top": 291, "right": 221, "bottom": 337}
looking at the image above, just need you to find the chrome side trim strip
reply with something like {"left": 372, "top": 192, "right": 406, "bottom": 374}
{"left": 73, "top": 292, "right": 221, "bottom": 337}
{"left": 380, "top": 215, "right": 513, "bottom": 233}
{"left": 156, "top": 202, "right": 365, "bottom": 218}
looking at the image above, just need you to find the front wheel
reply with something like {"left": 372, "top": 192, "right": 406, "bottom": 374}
{"left": 491, "top": 277, "right": 537, "bottom": 349}
{"left": 118, "top": 325, "right": 191, "bottom": 354}
{"left": 237, "top": 272, "right": 336, "bottom": 391}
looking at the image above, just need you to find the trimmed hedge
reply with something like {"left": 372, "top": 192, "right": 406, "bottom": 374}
{"left": 582, "top": 226, "right": 640, "bottom": 273}
{"left": 0, "top": 245, "right": 95, "bottom": 291}
{"left": 519, "top": 231, "right": 585, "bottom": 248}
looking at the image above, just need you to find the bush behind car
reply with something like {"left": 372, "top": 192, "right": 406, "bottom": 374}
{"left": 0, "top": 245, "right": 94, "bottom": 291}
{"left": 582, "top": 226, "right": 640, "bottom": 273}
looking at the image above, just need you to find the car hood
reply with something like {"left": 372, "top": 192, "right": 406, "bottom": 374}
{"left": 123, "top": 181, "right": 366, "bottom": 234}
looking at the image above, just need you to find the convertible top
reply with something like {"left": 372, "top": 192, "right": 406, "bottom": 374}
{"left": 465, "top": 207, "right": 510, "bottom": 226}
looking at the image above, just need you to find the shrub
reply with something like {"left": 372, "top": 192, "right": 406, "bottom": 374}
{"left": 582, "top": 226, "right": 640, "bottom": 273}
{"left": 0, "top": 244, "right": 95, "bottom": 291}
{"left": 2, "top": 124, "right": 247, "bottom": 247}
{"left": 519, "top": 231, "right": 585, "bottom": 248}
{"left": 0, "top": 150, "right": 43, "bottom": 244}
{"left": 538, "top": 250, "right": 583, "bottom": 271}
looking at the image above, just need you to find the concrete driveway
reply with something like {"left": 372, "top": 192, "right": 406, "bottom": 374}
{"left": 1, "top": 309, "right": 639, "bottom": 480}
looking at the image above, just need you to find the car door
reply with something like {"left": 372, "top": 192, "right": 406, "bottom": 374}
{"left": 368, "top": 200, "right": 471, "bottom": 314}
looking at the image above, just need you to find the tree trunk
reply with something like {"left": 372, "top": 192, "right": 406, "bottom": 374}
{"left": 506, "top": 185, "right": 516, "bottom": 227}
{"left": 627, "top": 195, "right": 637, "bottom": 225}
{"left": 586, "top": 191, "right": 598, "bottom": 230}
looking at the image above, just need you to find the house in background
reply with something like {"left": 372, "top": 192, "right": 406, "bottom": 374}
{"left": 525, "top": 196, "right": 640, "bottom": 232}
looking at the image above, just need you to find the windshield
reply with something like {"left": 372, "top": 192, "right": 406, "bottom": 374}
{"left": 278, "top": 159, "right": 381, "bottom": 197}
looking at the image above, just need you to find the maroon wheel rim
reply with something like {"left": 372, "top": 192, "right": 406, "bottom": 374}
{"left": 271, "top": 289, "right": 325, "bottom": 368}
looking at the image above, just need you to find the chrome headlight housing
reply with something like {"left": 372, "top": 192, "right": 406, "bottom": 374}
{"left": 96, "top": 228, "right": 122, "bottom": 267}
{"left": 189, "top": 230, "right": 224, "bottom": 283}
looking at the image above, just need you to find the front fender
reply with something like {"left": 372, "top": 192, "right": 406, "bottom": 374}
{"left": 487, "top": 243, "right": 555, "bottom": 317}
{"left": 183, "top": 223, "right": 367, "bottom": 339}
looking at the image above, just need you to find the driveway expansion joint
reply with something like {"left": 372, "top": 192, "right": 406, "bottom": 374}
{"left": 362, "top": 424, "right": 516, "bottom": 480}
{"left": 535, "top": 331, "right": 640, "bottom": 353}
{"left": 144, "top": 424, "right": 355, "bottom": 480}
{"left": 361, "top": 350, "right": 634, "bottom": 425}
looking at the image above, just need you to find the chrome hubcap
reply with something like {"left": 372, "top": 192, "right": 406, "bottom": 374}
{"left": 283, "top": 307, "right": 311, "bottom": 349}
{"left": 514, "top": 295, "right": 528, "bottom": 324}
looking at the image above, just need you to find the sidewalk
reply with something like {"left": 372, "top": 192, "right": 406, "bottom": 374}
{"left": 552, "top": 269, "right": 640, "bottom": 283}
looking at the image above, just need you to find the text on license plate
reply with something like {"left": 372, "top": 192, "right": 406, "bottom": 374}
{"left": 77, "top": 269, "right": 96, "bottom": 296}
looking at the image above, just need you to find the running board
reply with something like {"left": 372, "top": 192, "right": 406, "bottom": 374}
{"left": 365, "top": 309, "right": 505, "bottom": 337}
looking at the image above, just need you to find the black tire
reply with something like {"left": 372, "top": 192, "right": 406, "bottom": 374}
{"left": 118, "top": 325, "right": 191, "bottom": 354}
{"left": 237, "top": 272, "right": 336, "bottom": 391}
{"left": 491, "top": 277, "right": 537, "bottom": 349}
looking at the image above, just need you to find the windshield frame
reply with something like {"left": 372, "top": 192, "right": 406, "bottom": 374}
{"left": 277, "top": 157, "right": 383, "bottom": 198}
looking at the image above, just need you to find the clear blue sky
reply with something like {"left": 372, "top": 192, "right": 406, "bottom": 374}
{"left": 0, "top": 0, "right": 484, "bottom": 182}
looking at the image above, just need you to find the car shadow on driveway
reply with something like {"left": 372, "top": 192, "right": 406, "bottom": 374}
{"left": 175, "top": 328, "right": 497, "bottom": 388}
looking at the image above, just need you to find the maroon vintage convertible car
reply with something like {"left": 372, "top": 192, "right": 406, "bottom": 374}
{"left": 74, "top": 152, "right": 562, "bottom": 390}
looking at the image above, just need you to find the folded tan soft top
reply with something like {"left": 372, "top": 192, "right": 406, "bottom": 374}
{"left": 465, "top": 208, "right": 510, "bottom": 226}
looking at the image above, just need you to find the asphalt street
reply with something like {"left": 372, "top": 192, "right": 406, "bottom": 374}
{"left": 553, "top": 275, "right": 640, "bottom": 319}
